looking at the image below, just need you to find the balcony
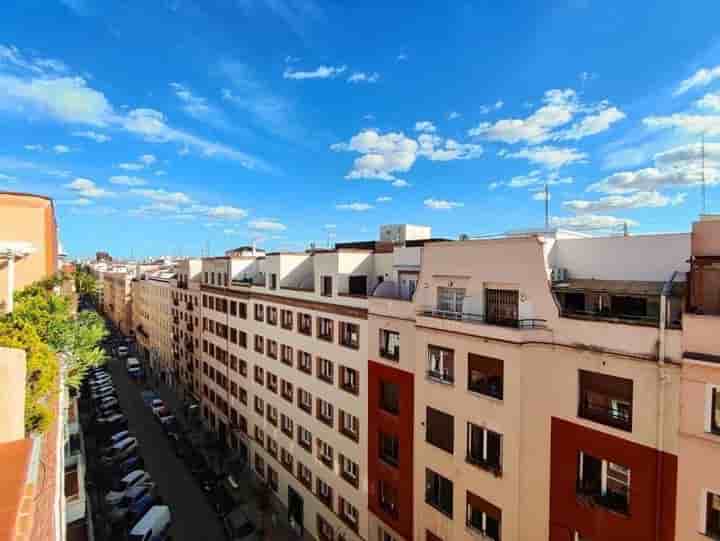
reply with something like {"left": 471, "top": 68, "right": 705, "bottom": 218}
{"left": 173, "top": 316, "right": 180, "bottom": 325}
{"left": 186, "top": 301, "right": 194, "bottom": 311}
{"left": 186, "top": 321, "right": 194, "bottom": 332}
{"left": 185, "top": 341, "right": 194, "bottom": 353}
{"left": 419, "top": 306, "right": 546, "bottom": 329}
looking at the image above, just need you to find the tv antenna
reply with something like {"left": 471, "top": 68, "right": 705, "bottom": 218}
{"left": 544, "top": 182, "right": 550, "bottom": 231}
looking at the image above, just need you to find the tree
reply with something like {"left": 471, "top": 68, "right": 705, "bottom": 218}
{"left": 74, "top": 268, "right": 97, "bottom": 298}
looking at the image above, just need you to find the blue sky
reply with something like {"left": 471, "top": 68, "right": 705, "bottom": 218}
{"left": 1, "top": 0, "right": 720, "bottom": 258}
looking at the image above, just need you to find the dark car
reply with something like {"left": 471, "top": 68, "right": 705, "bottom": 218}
{"left": 208, "top": 484, "right": 235, "bottom": 516}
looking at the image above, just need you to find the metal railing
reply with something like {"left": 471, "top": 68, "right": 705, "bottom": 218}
{"left": 418, "top": 306, "right": 547, "bottom": 329}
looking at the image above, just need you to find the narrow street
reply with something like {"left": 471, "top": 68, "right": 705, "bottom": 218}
{"left": 103, "top": 356, "right": 226, "bottom": 541}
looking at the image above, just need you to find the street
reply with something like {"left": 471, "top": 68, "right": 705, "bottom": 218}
{"left": 101, "top": 355, "right": 226, "bottom": 541}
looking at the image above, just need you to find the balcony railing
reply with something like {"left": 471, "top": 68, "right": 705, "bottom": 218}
{"left": 426, "top": 369, "right": 454, "bottom": 384}
{"left": 419, "top": 306, "right": 547, "bottom": 329}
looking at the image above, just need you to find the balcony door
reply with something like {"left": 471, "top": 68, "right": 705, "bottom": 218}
{"left": 438, "top": 287, "right": 465, "bottom": 316}
{"left": 486, "top": 289, "right": 518, "bottom": 325}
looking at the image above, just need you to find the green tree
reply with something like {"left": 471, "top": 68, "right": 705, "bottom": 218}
{"left": 74, "top": 268, "right": 97, "bottom": 297}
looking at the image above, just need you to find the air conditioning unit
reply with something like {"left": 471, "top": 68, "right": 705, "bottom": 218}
{"left": 551, "top": 267, "right": 568, "bottom": 282}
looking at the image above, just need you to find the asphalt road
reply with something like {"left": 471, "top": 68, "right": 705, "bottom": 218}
{"left": 106, "top": 356, "right": 226, "bottom": 541}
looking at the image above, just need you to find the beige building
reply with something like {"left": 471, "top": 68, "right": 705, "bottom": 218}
{"left": 132, "top": 270, "right": 174, "bottom": 379}
{"left": 0, "top": 191, "right": 58, "bottom": 313}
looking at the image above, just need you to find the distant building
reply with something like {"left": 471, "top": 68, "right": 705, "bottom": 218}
{"left": 95, "top": 251, "right": 111, "bottom": 262}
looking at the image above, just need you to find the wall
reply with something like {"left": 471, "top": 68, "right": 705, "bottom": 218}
{"left": 0, "top": 347, "right": 26, "bottom": 442}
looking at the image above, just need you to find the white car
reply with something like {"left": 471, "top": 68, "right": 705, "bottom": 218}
{"left": 117, "top": 346, "right": 129, "bottom": 358}
{"left": 150, "top": 399, "right": 164, "bottom": 414}
{"left": 101, "top": 437, "right": 139, "bottom": 466}
{"left": 105, "top": 470, "right": 151, "bottom": 506}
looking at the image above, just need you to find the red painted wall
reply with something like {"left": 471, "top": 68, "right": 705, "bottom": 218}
{"left": 367, "top": 360, "right": 414, "bottom": 540}
{"left": 549, "top": 417, "right": 677, "bottom": 541}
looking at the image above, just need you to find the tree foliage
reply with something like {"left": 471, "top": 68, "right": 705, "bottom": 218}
{"left": 1, "top": 277, "right": 108, "bottom": 433}
{"left": 74, "top": 268, "right": 98, "bottom": 297}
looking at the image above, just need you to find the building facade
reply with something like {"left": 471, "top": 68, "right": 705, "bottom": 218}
{"left": 103, "top": 271, "right": 133, "bottom": 334}
{"left": 170, "top": 259, "right": 203, "bottom": 401}
{"left": 132, "top": 271, "right": 174, "bottom": 381}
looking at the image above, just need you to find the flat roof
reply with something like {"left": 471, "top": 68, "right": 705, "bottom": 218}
{"left": 553, "top": 279, "right": 686, "bottom": 297}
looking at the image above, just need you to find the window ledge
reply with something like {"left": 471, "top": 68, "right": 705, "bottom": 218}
{"left": 467, "top": 389, "right": 503, "bottom": 403}
{"left": 426, "top": 375, "right": 455, "bottom": 386}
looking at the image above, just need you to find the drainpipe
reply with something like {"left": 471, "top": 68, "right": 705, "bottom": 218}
{"left": 655, "top": 271, "right": 675, "bottom": 540}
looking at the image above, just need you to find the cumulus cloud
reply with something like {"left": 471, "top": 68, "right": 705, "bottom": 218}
{"left": 283, "top": 65, "right": 346, "bottom": 80}
{"left": 505, "top": 145, "right": 587, "bottom": 169}
{"left": 448, "top": 111, "right": 461, "bottom": 120}
{"left": 550, "top": 214, "right": 638, "bottom": 230}
{"left": 24, "top": 144, "right": 43, "bottom": 151}
{"left": 478, "top": 100, "right": 504, "bottom": 115}
{"left": 532, "top": 191, "right": 550, "bottom": 201}
{"left": 348, "top": 72, "right": 379, "bottom": 83}
{"left": 559, "top": 106, "right": 625, "bottom": 140}
{"left": 206, "top": 205, "right": 248, "bottom": 220}
{"left": 249, "top": 219, "right": 286, "bottom": 231}
{"left": 118, "top": 162, "right": 144, "bottom": 171}
{"left": 72, "top": 130, "right": 110, "bottom": 143}
{"left": 376, "top": 196, "right": 392, "bottom": 203}
{"left": 417, "top": 134, "right": 483, "bottom": 161}
{"left": 392, "top": 179, "right": 410, "bottom": 188}
{"left": 65, "top": 177, "right": 114, "bottom": 198}
{"left": 493, "top": 170, "right": 573, "bottom": 190}
{"left": 564, "top": 191, "right": 685, "bottom": 213}
{"left": 53, "top": 144, "right": 71, "bottom": 154}
{"left": 674, "top": 65, "right": 720, "bottom": 96}
{"left": 139, "top": 154, "right": 156, "bottom": 165}
{"left": 696, "top": 92, "right": 720, "bottom": 111}
{"left": 414, "top": 121, "right": 436, "bottom": 133}
{"left": 643, "top": 113, "right": 720, "bottom": 136}
{"left": 336, "top": 202, "right": 373, "bottom": 211}
{"left": 130, "top": 188, "right": 192, "bottom": 205}
{"left": 424, "top": 198, "right": 464, "bottom": 210}
{"left": 109, "top": 175, "right": 147, "bottom": 186}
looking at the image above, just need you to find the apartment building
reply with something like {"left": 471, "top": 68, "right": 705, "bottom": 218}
{"left": 0, "top": 191, "right": 58, "bottom": 313}
{"left": 367, "top": 230, "right": 688, "bottom": 541}
{"left": 195, "top": 238, "right": 415, "bottom": 541}
{"left": 676, "top": 216, "right": 720, "bottom": 540}
{"left": 169, "top": 258, "right": 203, "bottom": 401}
{"left": 103, "top": 270, "right": 133, "bottom": 334}
{"left": 133, "top": 269, "right": 174, "bottom": 382}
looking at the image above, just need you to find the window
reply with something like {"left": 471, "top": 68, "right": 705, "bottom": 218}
{"left": 317, "top": 513, "right": 334, "bottom": 541}
{"left": 378, "top": 480, "right": 398, "bottom": 518}
{"left": 316, "top": 478, "right": 333, "bottom": 509}
{"left": 579, "top": 370, "right": 633, "bottom": 431}
{"left": 254, "top": 396, "right": 264, "bottom": 416}
{"left": 267, "top": 339, "right": 278, "bottom": 359}
{"left": 239, "top": 359, "right": 247, "bottom": 376}
{"left": 267, "top": 465, "right": 278, "bottom": 491}
{"left": 321, "top": 275, "right": 333, "bottom": 297}
{"left": 466, "top": 492, "right": 501, "bottom": 541}
{"left": 340, "top": 454, "right": 359, "bottom": 487}
{"left": 298, "top": 350, "right": 312, "bottom": 374}
{"left": 254, "top": 335, "right": 264, "bottom": 354}
{"left": 317, "top": 398, "right": 334, "bottom": 426}
{"left": 378, "top": 527, "right": 398, "bottom": 541}
{"left": 238, "top": 330, "right": 247, "bottom": 348}
{"left": 267, "top": 307, "right": 278, "bottom": 326}
{"left": 266, "top": 436, "right": 278, "bottom": 458}
{"left": 266, "top": 372, "right": 278, "bottom": 393}
{"left": 380, "top": 381, "right": 399, "bottom": 415}
{"left": 239, "top": 387, "right": 247, "bottom": 405}
{"left": 468, "top": 354, "right": 503, "bottom": 400}
{"left": 340, "top": 366, "right": 359, "bottom": 394}
{"left": 254, "top": 453, "right": 265, "bottom": 478}
{"left": 254, "top": 425, "right": 265, "bottom": 445}
{"left": 281, "top": 448, "right": 294, "bottom": 472}
{"left": 281, "top": 380, "right": 293, "bottom": 402}
{"left": 281, "top": 344, "right": 293, "bottom": 366}
{"left": 709, "top": 387, "right": 720, "bottom": 435}
{"left": 426, "top": 407, "right": 454, "bottom": 454}
{"left": 577, "top": 451, "right": 631, "bottom": 515}
{"left": 266, "top": 404, "right": 278, "bottom": 426}
{"left": 427, "top": 346, "right": 454, "bottom": 384}
{"left": 254, "top": 303, "right": 264, "bottom": 322}
{"left": 254, "top": 365, "right": 264, "bottom": 384}
{"left": 339, "top": 497, "right": 358, "bottom": 530}
{"left": 437, "top": 286, "right": 465, "bottom": 315}
{"left": 426, "top": 469, "right": 453, "bottom": 517}
{"left": 317, "top": 357, "right": 334, "bottom": 384}
{"left": 298, "top": 313, "right": 312, "bottom": 335}
{"left": 238, "top": 302, "right": 247, "bottom": 319}
{"left": 270, "top": 273, "right": 277, "bottom": 290}
{"left": 281, "top": 309, "right": 293, "bottom": 330}
{"left": 298, "top": 426, "right": 312, "bottom": 452}
{"left": 466, "top": 423, "right": 502, "bottom": 474}
{"left": 297, "top": 462, "right": 312, "bottom": 489}
{"left": 317, "top": 317, "right": 333, "bottom": 341}
{"left": 340, "top": 410, "right": 359, "bottom": 442}
{"left": 230, "top": 301, "right": 237, "bottom": 316}
{"left": 298, "top": 388, "right": 313, "bottom": 414}
{"left": 317, "top": 439, "right": 334, "bottom": 468}
{"left": 380, "top": 329, "right": 400, "bottom": 361}
{"left": 379, "top": 431, "right": 399, "bottom": 466}
{"left": 340, "top": 322, "right": 360, "bottom": 349}
{"left": 706, "top": 491, "right": 720, "bottom": 538}
{"left": 281, "top": 414, "right": 294, "bottom": 437}
{"left": 486, "top": 288, "right": 519, "bottom": 327}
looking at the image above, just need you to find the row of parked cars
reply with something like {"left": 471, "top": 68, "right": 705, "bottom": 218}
{"left": 84, "top": 364, "right": 172, "bottom": 541}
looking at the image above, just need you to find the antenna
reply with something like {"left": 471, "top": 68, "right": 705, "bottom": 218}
{"left": 544, "top": 182, "right": 549, "bottom": 231}
{"left": 702, "top": 132, "right": 707, "bottom": 215}
{"left": 623, "top": 221, "right": 629, "bottom": 237}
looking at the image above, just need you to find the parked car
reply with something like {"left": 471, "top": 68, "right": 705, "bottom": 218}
{"left": 95, "top": 413, "right": 127, "bottom": 433}
{"left": 208, "top": 484, "right": 234, "bottom": 516}
{"left": 101, "top": 437, "right": 139, "bottom": 466}
{"left": 195, "top": 467, "right": 221, "bottom": 494}
{"left": 117, "top": 345, "right": 129, "bottom": 358}
{"left": 128, "top": 505, "right": 171, "bottom": 541}
{"left": 91, "top": 387, "right": 116, "bottom": 400}
{"left": 96, "top": 396, "right": 119, "bottom": 409}
{"left": 108, "top": 482, "right": 159, "bottom": 524}
{"left": 100, "top": 430, "right": 132, "bottom": 452}
{"left": 150, "top": 399, "right": 165, "bottom": 413}
{"left": 223, "top": 506, "right": 257, "bottom": 540}
{"left": 141, "top": 390, "right": 159, "bottom": 407}
{"left": 153, "top": 406, "right": 174, "bottom": 425}
{"left": 105, "top": 470, "right": 151, "bottom": 507}
{"left": 89, "top": 375, "right": 112, "bottom": 387}
{"left": 108, "top": 454, "right": 145, "bottom": 479}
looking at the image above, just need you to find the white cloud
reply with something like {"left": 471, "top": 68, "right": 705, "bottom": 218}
{"left": 417, "top": 134, "right": 483, "bottom": 161}
{"left": 348, "top": 72, "right": 379, "bottom": 84}
{"left": 696, "top": 92, "right": 720, "bottom": 111}
{"left": 24, "top": 144, "right": 43, "bottom": 151}
{"left": 139, "top": 154, "right": 156, "bottom": 165}
{"left": 414, "top": 121, "right": 436, "bottom": 133}
{"left": 109, "top": 175, "right": 147, "bottom": 186}
{"left": 424, "top": 198, "right": 464, "bottom": 210}
{"left": 336, "top": 202, "right": 373, "bottom": 211}
{"left": 130, "top": 188, "right": 191, "bottom": 205}
{"left": 169, "top": 82, "right": 225, "bottom": 125}
{"left": 391, "top": 179, "right": 410, "bottom": 188}
{"left": 65, "top": 177, "right": 114, "bottom": 198}
{"left": 559, "top": 106, "right": 625, "bottom": 140}
{"left": 118, "top": 162, "right": 144, "bottom": 171}
{"left": 533, "top": 191, "right": 551, "bottom": 201}
{"left": 505, "top": 145, "right": 587, "bottom": 169}
{"left": 57, "top": 197, "right": 92, "bottom": 206}
{"left": 205, "top": 205, "right": 248, "bottom": 220}
{"left": 53, "top": 144, "right": 71, "bottom": 154}
{"left": 283, "top": 65, "right": 347, "bottom": 80}
{"left": 249, "top": 219, "right": 286, "bottom": 231}
{"left": 376, "top": 196, "right": 392, "bottom": 203}
{"left": 448, "top": 111, "right": 461, "bottom": 120}
{"left": 564, "top": 191, "right": 685, "bottom": 213}
{"left": 72, "top": 130, "right": 110, "bottom": 143}
{"left": 644, "top": 113, "right": 720, "bottom": 136}
{"left": 479, "top": 100, "right": 504, "bottom": 115}
{"left": 0, "top": 44, "right": 68, "bottom": 74}
{"left": 331, "top": 130, "right": 418, "bottom": 181}
{"left": 551, "top": 214, "right": 638, "bottom": 230}
{"left": 674, "top": 65, "right": 720, "bottom": 96}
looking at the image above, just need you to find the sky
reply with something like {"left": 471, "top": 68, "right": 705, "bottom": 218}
{"left": 1, "top": 1, "right": 720, "bottom": 258}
